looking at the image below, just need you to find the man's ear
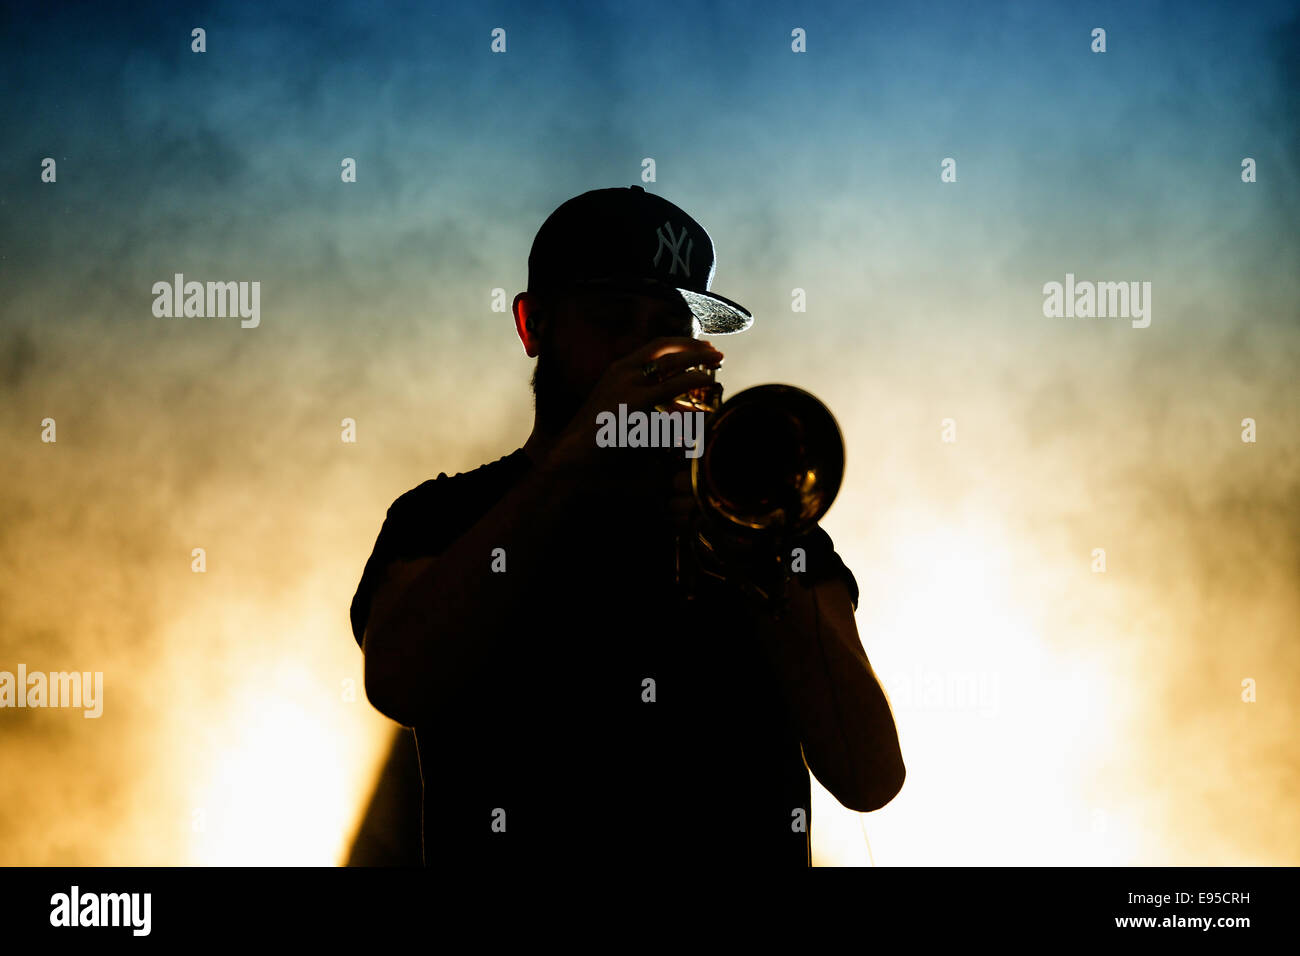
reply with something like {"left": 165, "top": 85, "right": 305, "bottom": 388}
{"left": 513, "top": 292, "right": 545, "bottom": 357}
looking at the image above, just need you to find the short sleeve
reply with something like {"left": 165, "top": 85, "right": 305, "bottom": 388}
{"left": 791, "top": 525, "right": 860, "bottom": 612}
{"left": 349, "top": 479, "right": 449, "bottom": 649}
{"left": 349, "top": 450, "right": 531, "bottom": 650}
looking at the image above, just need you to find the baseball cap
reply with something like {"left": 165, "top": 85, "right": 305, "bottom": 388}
{"left": 526, "top": 185, "right": 753, "bottom": 334}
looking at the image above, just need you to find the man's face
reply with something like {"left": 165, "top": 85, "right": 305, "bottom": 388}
{"left": 531, "top": 285, "right": 699, "bottom": 434}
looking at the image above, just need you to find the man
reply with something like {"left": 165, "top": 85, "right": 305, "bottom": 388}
{"left": 349, "top": 185, "right": 904, "bottom": 867}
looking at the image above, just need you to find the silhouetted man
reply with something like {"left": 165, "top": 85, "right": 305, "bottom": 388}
{"left": 349, "top": 185, "right": 904, "bottom": 867}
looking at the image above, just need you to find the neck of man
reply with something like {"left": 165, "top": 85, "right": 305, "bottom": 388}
{"left": 522, "top": 423, "right": 555, "bottom": 467}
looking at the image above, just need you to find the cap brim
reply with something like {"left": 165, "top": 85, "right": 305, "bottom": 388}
{"left": 674, "top": 288, "right": 753, "bottom": 334}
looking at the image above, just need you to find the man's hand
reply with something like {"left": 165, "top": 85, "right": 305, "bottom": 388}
{"left": 545, "top": 336, "right": 723, "bottom": 481}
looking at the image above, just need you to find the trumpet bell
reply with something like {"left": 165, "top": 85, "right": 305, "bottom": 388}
{"left": 691, "top": 384, "right": 844, "bottom": 535}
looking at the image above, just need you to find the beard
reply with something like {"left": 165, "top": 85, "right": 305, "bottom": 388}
{"left": 530, "top": 338, "right": 589, "bottom": 437}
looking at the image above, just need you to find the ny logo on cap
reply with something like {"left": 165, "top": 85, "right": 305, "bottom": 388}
{"left": 653, "top": 221, "right": 693, "bottom": 278}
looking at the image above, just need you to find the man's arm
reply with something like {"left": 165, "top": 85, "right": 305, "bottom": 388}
{"left": 361, "top": 453, "right": 583, "bottom": 727}
{"left": 744, "top": 572, "right": 905, "bottom": 813}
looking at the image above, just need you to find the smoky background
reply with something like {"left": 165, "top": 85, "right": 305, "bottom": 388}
{"left": 0, "top": 0, "right": 1296, "bottom": 864}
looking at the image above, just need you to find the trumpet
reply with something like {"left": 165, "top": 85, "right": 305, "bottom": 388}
{"left": 663, "top": 366, "right": 846, "bottom": 617}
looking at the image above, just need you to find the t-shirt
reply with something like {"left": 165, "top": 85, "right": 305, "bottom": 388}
{"left": 349, "top": 447, "right": 860, "bottom": 868}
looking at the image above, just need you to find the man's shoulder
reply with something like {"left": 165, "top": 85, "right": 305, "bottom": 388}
{"left": 387, "top": 448, "right": 530, "bottom": 517}
{"left": 349, "top": 448, "right": 531, "bottom": 648}
{"left": 792, "top": 523, "right": 860, "bottom": 612}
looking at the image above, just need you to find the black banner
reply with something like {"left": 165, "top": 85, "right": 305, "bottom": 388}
{"left": 0, "top": 866, "right": 1291, "bottom": 941}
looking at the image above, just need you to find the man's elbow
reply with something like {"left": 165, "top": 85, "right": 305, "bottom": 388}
{"left": 362, "top": 625, "right": 420, "bottom": 727}
{"left": 852, "top": 760, "right": 906, "bottom": 812}
{"left": 831, "top": 757, "right": 906, "bottom": 813}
